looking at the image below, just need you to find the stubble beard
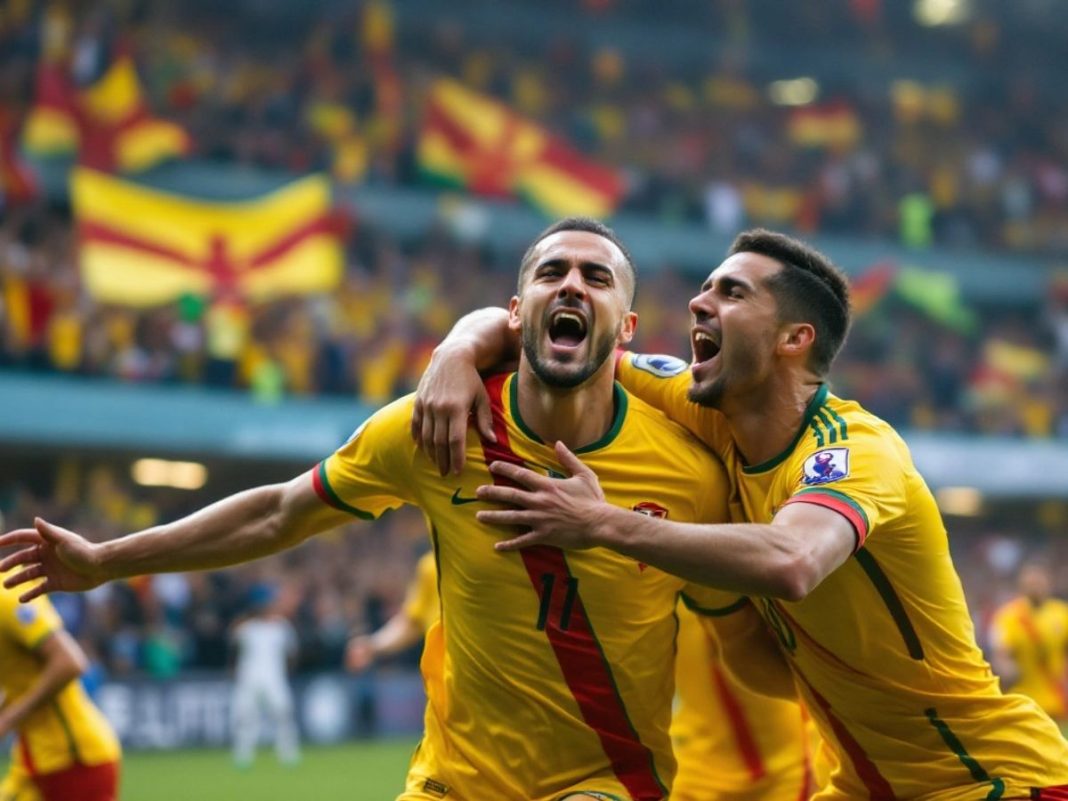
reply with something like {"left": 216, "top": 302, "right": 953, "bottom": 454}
{"left": 522, "top": 324, "right": 619, "bottom": 390}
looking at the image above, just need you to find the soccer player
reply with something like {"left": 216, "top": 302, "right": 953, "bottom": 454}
{"left": 989, "top": 561, "right": 1068, "bottom": 724}
{"left": 410, "top": 228, "right": 1068, "bottom": 799}
{"left": 230, "top": 585, "right": 301, "bottom": 768}
{"left": 0, "top": 563, "right": 122, "bottom": 801}
{"left": 670, "top": 602, "right": 816, "bottom": 801}
{"left": 345, "top": 551, "right": 439, "bottom": 672}
{"left": 0, "top": 219, "right": 751, "bottom": 801}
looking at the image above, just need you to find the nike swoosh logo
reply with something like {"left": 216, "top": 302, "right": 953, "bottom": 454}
{"left": 451, "top": 489, "right": 479, "bottom": 505}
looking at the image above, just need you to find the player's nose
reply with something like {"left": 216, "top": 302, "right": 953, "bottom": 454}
{"left": 556, "top": 266, "right": 588, "bottom": 299}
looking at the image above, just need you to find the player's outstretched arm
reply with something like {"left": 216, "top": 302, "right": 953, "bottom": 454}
{"left": 0, "top": 630, "right": 86, "bottom": 738}
{"left": 345, "top": 612, "right": 423, "bottom": 672}
{"left": 0, "top": 474, "right": 351, "bottom": 602}
{"left": 481, "top": 442, "right": 856, "bottom": 601}
{"left": 412, "top": 306, "right": 518, "bottom": 475}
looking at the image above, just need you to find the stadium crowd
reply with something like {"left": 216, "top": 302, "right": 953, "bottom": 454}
{"left": 1, "top": 206, "right": 1066, "bottom": 437}
{"left": 2, "top": 1, "right": 1068, "bottom": 253}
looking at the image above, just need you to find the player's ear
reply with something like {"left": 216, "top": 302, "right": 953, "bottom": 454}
{"left": 779, "top": 322, "right": 814, "bottom": 359}
{"left": 617, "top": 311, "right": 638, "bottom": 346}
{"left": 507, "top": 296, "right": 522, "bottom": 333}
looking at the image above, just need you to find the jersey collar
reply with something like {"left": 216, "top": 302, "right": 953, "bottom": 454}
{"left": 741, "top": 383, "right": 829, "bottom": 475}
{"left": 507, "top": 373, "right": 629, "bottom": 454}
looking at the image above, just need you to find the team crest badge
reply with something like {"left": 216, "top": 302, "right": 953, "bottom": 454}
{"left": 16, "top": 605, "right": 36, "bottom": 625}
{"left": 802, "top": 448, "right": 849, "bottom": 485}
{"left": 632, "top": 354, "right": 688, "bottom": 378}
{"left": 632, "top": 501, "right": 669, "bottom": 519}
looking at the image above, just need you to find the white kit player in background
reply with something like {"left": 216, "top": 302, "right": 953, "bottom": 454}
{"left": 230, "top": 584, "right": 301, "bottom": 768}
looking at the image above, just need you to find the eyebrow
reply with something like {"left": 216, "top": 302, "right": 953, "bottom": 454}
{"left": 702, "top": 274, "right": 752, "bottom": 294}
{"left": 536, "top": 259, "right": 616, "bottom": 281}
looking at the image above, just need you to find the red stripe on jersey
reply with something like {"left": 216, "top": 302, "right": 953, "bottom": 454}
{"left": 1031, "top": 785, "right": 1068, "bottom": 800}
{"left": 708, "top": 660, "right": 766, "bottom": 781}
{"left": 18, "top": 733, "right": 37, "bottom": 776}
{"left": 781, "top": 492, "right": 869, "bottom": 549}
{"left": 480, "top": 373, "right": 667, "bottom": 801}
{"left": 310, "top": 463, "right": 331, "bottom": 505}
{"left": 793, "top": 671, "right": 895, "bottom": 800}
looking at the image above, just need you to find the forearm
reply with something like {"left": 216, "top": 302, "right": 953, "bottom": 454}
{"left": 369, "top": 614, "right": 423, "bottom": 658}
{"left": 434, "top": 307, "right": 517, "bottom": 371}
{"left": 0, "top": 642, "right": 82, "bottom": 734}
{"left": 98, "top": 484, "right": 305, "bottom": 580}
{"left": 591, "top": 506, "right": 821, "bottom": 600}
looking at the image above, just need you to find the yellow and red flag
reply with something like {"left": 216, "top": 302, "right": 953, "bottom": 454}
{"left": 23, "top": 41, "right": 190, "bottom": 173}
{"left": 0, "top": 109, "right": 38, "bottom": 205}
{"left": 787, "top": 101, "right": 861, "bottom": 149}
{"left": 418, "top": 79, "right": 625, "bottom": 218}
{"left": 71, "top": 168, "right": 344, "bottom": 307}
{"left": 850, "top": 261, "right": 897, "bottom": 316}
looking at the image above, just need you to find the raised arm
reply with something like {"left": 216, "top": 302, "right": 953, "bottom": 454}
{"left": 412, "top": 306, "right": 518, "bottom": 475}
{"left": 0, "top": 630, "right": 88, "bottom": 738}
{"left": 0, "top": 474, "right": 351, "bottom": 601}
{"left": 345, "top": 611, "right": 425, "bottom": 672}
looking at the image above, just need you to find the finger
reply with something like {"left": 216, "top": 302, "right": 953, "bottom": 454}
{"left": 410, "top": 398, "right": 424, "bottom": 442}
{"left": 494, "top": 532, "right": 542, "bottom": 551}
{"left": 476, "top": 509, "right": 537, "bottom": 526}
{"left": 18, "top": 580, "right": 50, "bottom": 604}
{"left": 433, "top": 416, "right": 451, "bottom": 477}
{"left": 34, "top": 518, "right": 63, "bottom": 542}
{"left": 476, "top": 484, "right": 536, "bottom": 506}
{"left": 420, "top": 407, "right": 436, "bottom": 464}
{"left": 0, "top": 528, "right": 44, "bottom": 552}
{"left": 7, "top": 563, "right": 45, "bottom": 586}
{"left": 487, "top": 461, "right": 551, "bottom": 489}
{"left": 448, "top": 409, "right": 467, "bottom": 476}
{"left": 0, "top": 545, "right": 43, "bottom": 575}
{"left": 553, "top": 441, "right": 588, "bottom": 477}
{"left": 474, "top": 390, "right": 496, "bottom": 443}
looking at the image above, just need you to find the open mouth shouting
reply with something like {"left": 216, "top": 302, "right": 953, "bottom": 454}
{"left": 690, "top": 326, "right": 721, "bottom": 380}
{"left": 546, "top": 307, "right": 589, "bottom": 357}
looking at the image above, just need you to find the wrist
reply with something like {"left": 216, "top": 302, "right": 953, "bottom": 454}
{"left": 587, "top": 503, "right": 626, "bottom": 548}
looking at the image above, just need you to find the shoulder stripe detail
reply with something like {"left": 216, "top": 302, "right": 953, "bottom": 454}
{"left": 312, "top": 462, "right": 375, "bottom": 520}
{"left": 679, "top": 593, "right": 750, "bottom": 617}
{"left": 785, "top": 488, "right": 870, "bottom": 549}
{"left": 793, "top": 670, "right": 896, "bottom": 800}
{"left": 481, "top": 378, "right": 668, "bottom": 800}
{"left": 854, "top": 549, "right": 925, "bottom": 660}
{"left": 709, "top": 661, "right": 766, "bottom": 781}
{"left": 824, "top": 405, "right": 849, "bottom": 440}
{"left": 814, "top": 409, "right": 838, "bottom": 444}
{"left": 18, "top": 733, "right": 37, "bottom": 776}
{"left": 924, "top": 708, "right": 1004, "bottom": 799}
{"left": 809, "top": 422, "right": 824, "bottom": 448}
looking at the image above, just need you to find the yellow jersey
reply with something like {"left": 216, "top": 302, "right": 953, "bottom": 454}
{"left": 404, "top": 552, "right": 441, "bottom": 635}
{"left": 315, "top": 373, "right": 738, "bottom": 801}
{"left": 618, "top": 353, "right": 1068, "bottom": 801}
{"left": 671, "top": 604, "right": 815, "bottom": 801}
{"left": 0, "top": 567, "right": 121, "bottom": 777}
{"left": 990, "top": 597, "right": 1068, "bottom": 720}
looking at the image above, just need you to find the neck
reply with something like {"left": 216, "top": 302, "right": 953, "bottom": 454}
{"left": 720, "top": 372, "right": 824, "bottom": 467}
{"left": 515, "top": 359, "right": 618, "bottom": 450}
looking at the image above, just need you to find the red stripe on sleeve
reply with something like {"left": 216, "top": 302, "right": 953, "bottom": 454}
{"left": 310, "top": 463, "right": 332, "bottom": 506}
{"left": 782, "top": 493, "right": 869, "bottom": 550}
{"left": 480, "top": 374, "right": 667, "bottom": 800}
{"left": 709, "top": 660, "right": 766, "bottom": 781}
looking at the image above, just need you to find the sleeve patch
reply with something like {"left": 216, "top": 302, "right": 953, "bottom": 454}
{"left": 801, "top": 447, "right": 850, "bottom": 486}
{"left": 16, "top": 605, "right": 37, "bottom": 625}
{"left": 631, "top": 353, "right": 688, "bottom": 378}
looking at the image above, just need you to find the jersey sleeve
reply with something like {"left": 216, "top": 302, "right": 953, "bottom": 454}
{"left": 0, "top": 588, "right": 63, "bottom": 651}
{"left": 777, "top": 416, "right": 908, "bottom": 551}
{"left": 615, "top": 351, "right": 732, "bottom": 457}
{"left": 403, "top": 552, "right": 440, "bottom": 634}
{"left": 313, "top": 394, "right": 422, "bottom": 520}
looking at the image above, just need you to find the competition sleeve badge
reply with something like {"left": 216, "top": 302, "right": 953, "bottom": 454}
{"left": 631, "top": 353, "right": 688, "bottom": 378}
{"left": 802, "top": 448, "right": 850, "bottom": 485}
{"left": 16, "top": 604, "right": 37, "bottom": 625}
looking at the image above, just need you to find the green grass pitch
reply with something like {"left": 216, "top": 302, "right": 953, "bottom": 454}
{"left": 1, "top": 739, "right": 419, "bottom": 801}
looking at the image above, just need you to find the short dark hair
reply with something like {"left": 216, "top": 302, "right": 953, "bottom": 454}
{"left": 729, "top": 229, "right": 851, "bottom": 376}
{"left": 518, "top": 217, "right": 637, "bottom": 306}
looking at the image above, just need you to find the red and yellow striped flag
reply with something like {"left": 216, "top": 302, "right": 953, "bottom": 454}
{"left": 0, "top": 108, "right": 38, "bottom": 205}
{"left": 418, "top": 79, "right": 625, "bottom": 217}
{"left": 23, "top": 43, "right": 190, "bottom": 173}
{"left": 72, "top": 168, "right": 343, "bottom": 307}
